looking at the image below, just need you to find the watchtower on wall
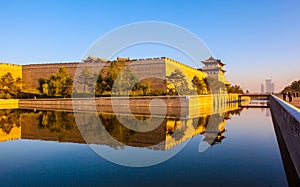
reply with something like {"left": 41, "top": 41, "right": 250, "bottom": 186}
{"left": 200, "top": 56, "right": 229, "bottom": 85}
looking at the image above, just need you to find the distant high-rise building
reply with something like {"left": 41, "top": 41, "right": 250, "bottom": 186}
{"left": 261, "top": 84, "right": 264, "bottom": 93}
{"left": 265, "top": 79, "right": 274, "bottom": 93}
{"left": 270, "top": 83, "right": 274, "bottom": 93}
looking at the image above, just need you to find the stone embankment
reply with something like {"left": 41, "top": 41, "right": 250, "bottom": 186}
{"left": 270, "top": 95, "right": 300, "bottom": 184}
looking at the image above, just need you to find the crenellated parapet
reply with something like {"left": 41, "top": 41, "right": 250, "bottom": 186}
{"left": 164, "top": 57, "right": 203, "bottom": 73}
{"left": 23, "top": 62, "right": 80, "bottom": 67}
{"left": 0, "top": 62, "right": 22, "bottom": 79}
{"left": 0, "top": 62, "right": 22, "bottom": 67}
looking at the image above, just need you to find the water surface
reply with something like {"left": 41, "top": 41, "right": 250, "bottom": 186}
{"left": 0, "top": 107, "right": 288, "bottom": 187}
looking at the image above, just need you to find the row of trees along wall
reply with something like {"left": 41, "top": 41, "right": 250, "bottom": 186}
{"left": 0, "top": 57, "right": 244, "bottom": 98}
{"left": 38, "top": 67, "right": 230, "bottom": 98}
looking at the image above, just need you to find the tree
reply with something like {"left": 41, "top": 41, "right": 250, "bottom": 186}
{"left": 112, "top": 67, "right": 138, "bottom": 96}
{"left": 13, "top": 77, "right": 23, "bottom": 98}
{"left": 77, "top": 67, "right": 95, "bottom": 95}
{"left": 95, "top": 73, "right": 108, "bottom": 96}
{"left": 105, "top": 60, "right": 126, "bottom": 92}
{"left": 166, "top": 69, "right": 190, "bottom": 95}
{"left": 282, "top": 80, "right": 300, "bottom": 93}
{"left": 290, "top": 80, "right": 300, "bottom": 91}
{"left": 47, "top": 75, "right": 58, "bottom": 96}
{"left": 42, "top": 67, "right": 73, "bottom": 97}
{"left": 0, "top": 72, "right": 23, "bottom": 98}
{"left": 206, "top": 77, "right": 226, "bottom": 94}
{"left": 226, "top": 84, "right": 244, "bottom": 94}
{"left": 56, "top": 67, "right": 73, "bottom": 97}
{"left": 192, "top": 76, "right": 208, "bottom": 95}
{"left": 137, "top": 81, "right": 152, "bottom": 96}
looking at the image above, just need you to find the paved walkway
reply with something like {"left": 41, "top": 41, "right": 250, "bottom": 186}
{"left": 276, "top": 94, "right": 300, "bottom": 109}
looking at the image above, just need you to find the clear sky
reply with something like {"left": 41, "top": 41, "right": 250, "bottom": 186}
{"left": 0, "top": 0, "right": 299, "bottom": 92}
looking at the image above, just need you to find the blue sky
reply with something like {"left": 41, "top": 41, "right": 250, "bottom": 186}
{"left": 0, "top": 0, "right": 299, "bottom": 92}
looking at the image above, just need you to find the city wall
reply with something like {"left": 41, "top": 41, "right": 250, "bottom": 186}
{"left": 165, "top": 57, "right": 207, "bottom": 90}
{"left": 22, "top": 62, "right": 80, "bottom": 91}
{"left": 21, "top": 58, "right": 167, "bottom": 92}
{"left": 4, "top": 57, "right": 209, "bottom": 93}
{"left": 126, "top": 58, "right": 166, "bottom": 91}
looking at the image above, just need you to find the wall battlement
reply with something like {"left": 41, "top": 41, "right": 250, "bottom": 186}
{"left": 130, "top": 57, "right": 165, "bottom": 64}
{"left": 165, "top": 57, "right": 201, "bottom": 73}
{"left": 0, "top": 62, "right": 22, "bottom": 79}
{"left": 0, "top": 62, "right": 22, "bottom": 67}
{"left": 23, "top": 62, "right": 81, "bottom": 67}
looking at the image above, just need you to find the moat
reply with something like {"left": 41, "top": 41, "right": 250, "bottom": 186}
{"left": 0, "top": 104, "right": 289, "bottom": 187}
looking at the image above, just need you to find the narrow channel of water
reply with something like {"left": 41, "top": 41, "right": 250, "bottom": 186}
{"left": 0, "top": 107, "right": 288, "bottom": 187}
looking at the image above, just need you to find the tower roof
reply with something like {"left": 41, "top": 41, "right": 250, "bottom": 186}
{"left": 201, "top": 56, "right": 225, "bottom": 66}
{"left": 202, "top": 56, "right": 217, "bottom": 63}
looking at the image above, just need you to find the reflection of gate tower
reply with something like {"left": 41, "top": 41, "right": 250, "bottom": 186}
{"left": 200, "top": 56, "right": 229, "bottom": 85}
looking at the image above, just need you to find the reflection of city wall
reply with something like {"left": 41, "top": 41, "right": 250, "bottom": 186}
{"left": 20, "top": 111, "right": 85, "bottom": 143}
{"left": 1, "top": 94, "right": 240, "bottom": 150}
{"left": 189, "top": 94, "right": 239, "bottom": 117}
{"left": 0, "top": 104, "right": 242, "bottom": 151}
{"left": 0, "top": 126, "right": 21, "bottom": 142}
{"left": 0, "top": 109, "right": 22, "bottom": 142}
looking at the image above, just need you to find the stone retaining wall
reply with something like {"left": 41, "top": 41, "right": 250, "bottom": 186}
{"left": 270, "top": 95, "right": 300, "bottom": 182}
{"left": 18, "top": 94, "right": 239, "bottom": 118}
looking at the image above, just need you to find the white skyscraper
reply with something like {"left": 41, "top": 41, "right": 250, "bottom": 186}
{"left": 261, "top": 84, "right": 265, "bottom": 93}
{"left": 265, "top": 79, "right": 274, "bottom": 93}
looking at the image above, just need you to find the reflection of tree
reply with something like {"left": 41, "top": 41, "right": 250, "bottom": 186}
{"left": 166, "top": 116, "right": 210, "bottom": 143}
{"left": 167, "top": 120, "right": 184, "bottom": 141}
{"left": 0, "top": 109, "right": 21, "bottom": 134}
{"left": 99, "top": 114, "right": 136, "bottom": 144}
{"left": 38, "top": 111, "right": 73, "bottom": 141}
{"left": 202, "top": 114, "right": 226, "bottom": 146}
{"left": 200, "top": 109, "right": 243, "bottom": 146}
{"left": 227, "top": 108, "right": 243, "bottom": 117}
{"left": 211, "top": 132, "right": 226, "bottom": 146}
{"left": 97, "top": 114, "right": 170, "bottom": 148}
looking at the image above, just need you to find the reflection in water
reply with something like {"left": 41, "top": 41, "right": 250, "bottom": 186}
{"left": 38, "top": 111, "right": 74, "bottom": 141}
{"left": 240, "top": 99, "right": 269, "bottom": 108}
{"left": 0, "top": 107, "right": 288, "bottom": 186}
{"left": 0, "top": 104, "right": 243, "bottom": 151}
{"left": 0, "top": 110, "right": 21, "bottom": 142}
